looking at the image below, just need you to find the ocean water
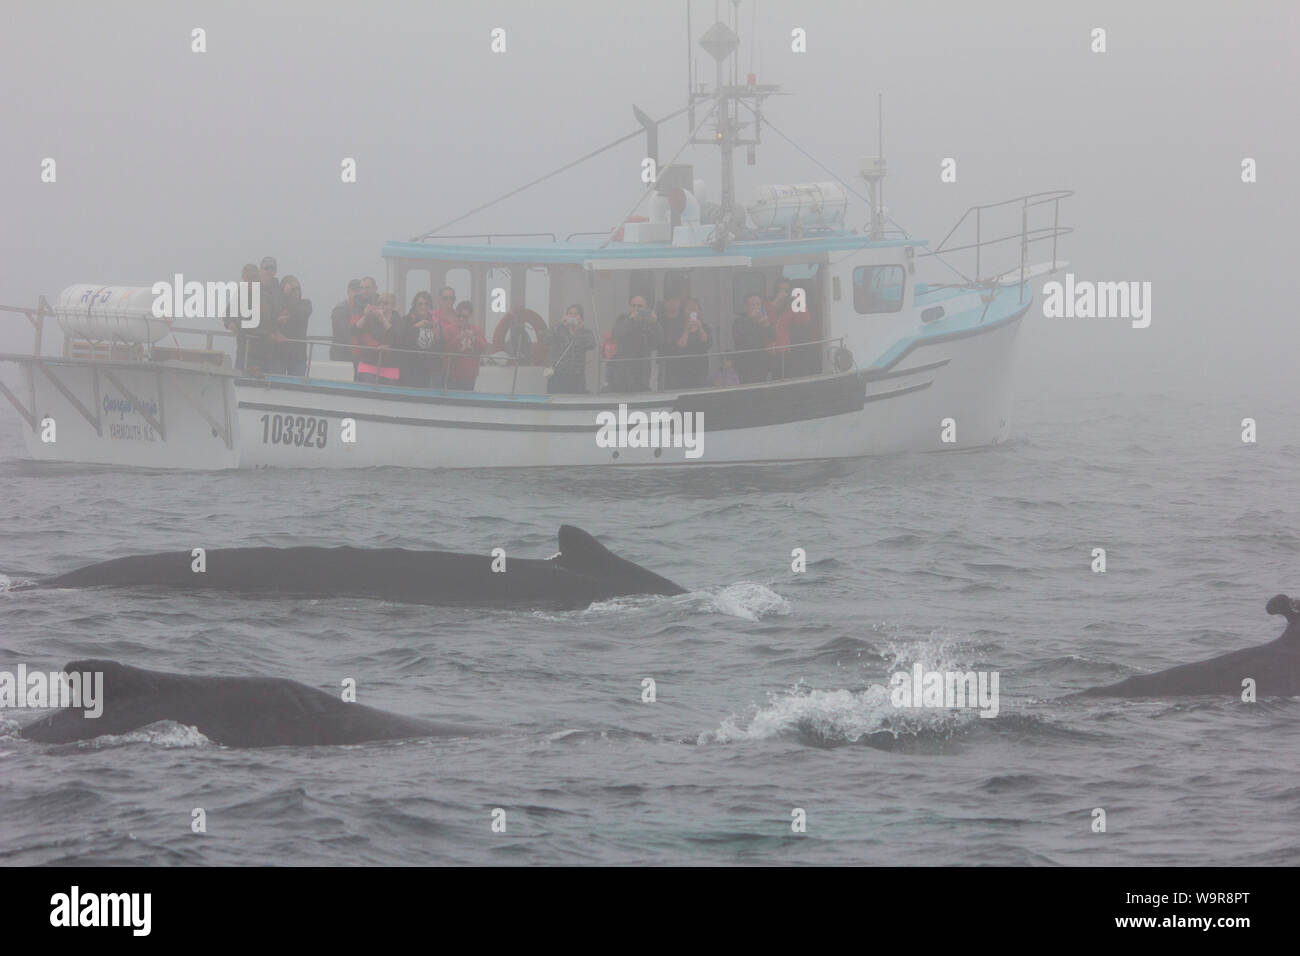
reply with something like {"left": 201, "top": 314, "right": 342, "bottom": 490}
{"left": 0, "top": 351, "right": 1297, "bottom": 866}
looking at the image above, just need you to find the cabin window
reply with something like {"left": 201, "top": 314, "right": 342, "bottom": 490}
{"left": 629, "top": 272, "right": 656, "bottom": 309}
{"left": 526, "top": 266, "right": 550, "bottom": 317}
{"left": 852, "top": 265, "right": 905, "bottom": 314}
{"left": 662, "top": 269, "right": 691, "bottom": 303}
{"left": 732, "top": 271, "right": 766, "bottom": 314}
{"left": 443, "top": 268, "right": 472, "bottom": 306}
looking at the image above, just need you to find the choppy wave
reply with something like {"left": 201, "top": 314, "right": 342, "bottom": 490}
{"left": 701, "top": 632, "right": 995, "bottom": 744}
{"left": 699, "top": 683, "right": 974, "bottom": 745}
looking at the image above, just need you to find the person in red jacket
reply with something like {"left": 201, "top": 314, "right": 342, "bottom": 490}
{"left": 352, "top": 301, "right": 398, "bottom": 383}
{"left": 766, "top": 280, "right": 811, "bottom": 380}
{"left": 441, "top": 300, "right": 488, "bottom": 390}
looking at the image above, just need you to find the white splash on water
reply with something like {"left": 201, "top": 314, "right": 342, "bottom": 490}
{"left": 699, "top": 582, "right": 791, "bottom": 621}
{"left": 73, "top": 721, "right": 212, "bottom": 749}
{"left": 700, "top": 632, "right": 987, "bottom": 743}
{"left": 533, "top": 583, "right": 790, "bottom": 623}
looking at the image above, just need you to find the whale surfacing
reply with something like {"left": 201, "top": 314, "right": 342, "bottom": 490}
{"left": 1080, "top": 594, "right": 1300, "bottom": 698}
{"left": 33, "top": 525, "right": 686, "bottom": 609}
{"left": 18, "top": 659, "right": 476, "bottom": 747}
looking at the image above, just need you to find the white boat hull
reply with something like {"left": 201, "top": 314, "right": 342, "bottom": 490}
{"left": 11, "top": 359, "right": 240, "bottom": 469}
{"left": 236, "top": 310, "right": 1026, "bottom": 469}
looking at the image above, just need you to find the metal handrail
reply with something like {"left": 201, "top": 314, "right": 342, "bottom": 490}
{"left": 1, "top": 303, "right": 848, "bottom": 397}
{"left": 412, "top": 232, "right": 559, "bottom": 245}
{"left": 0, "top": 298, "right": 54, "bottom": 357}
{"left": 597, "top": 334, "right": 846, "bottom": 392}
{"left": 924, "top": 189, "right": 1074, "bottom": 287}
{"left": 181, "top": 326, "right": 847, "bottom": 395}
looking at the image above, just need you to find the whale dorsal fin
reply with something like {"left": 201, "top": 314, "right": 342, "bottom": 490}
{"left": 554, "top": 525, "right": 686, "bottom": 595}
{"left": 1266, "top": 594, "right": 1300, "bottom": 629}
{"left": 555, "top": 526, "right": 617, "bottom": 572}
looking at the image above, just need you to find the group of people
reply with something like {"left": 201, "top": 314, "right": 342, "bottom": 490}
{"left": 327, "top": 282, "right": 599, "bottom": 394}
{"left": 327, "top": 282, "right": 484, "bottom": 390}
{"left": 730, "top": 279, "right": 822, "bottom": 385}
{"left": 224, "top": 256, "right": 313, "bottom": 375}
{"left": 604, "top": 278, "right": 822, "bottom": 393}
{"left": 228, "top": 262, "right": 820, "bottom": 394}
{"left": 606, "top": 287, "right": 712, "bottom": 392}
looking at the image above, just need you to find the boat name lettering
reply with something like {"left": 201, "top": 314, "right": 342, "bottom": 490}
{"left": 102, "top": 396, "right": 159, "bottom": 420}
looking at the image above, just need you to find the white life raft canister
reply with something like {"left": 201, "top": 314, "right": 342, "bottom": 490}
{"left": 55, "top": 285, "right": 172, "bottom": 345}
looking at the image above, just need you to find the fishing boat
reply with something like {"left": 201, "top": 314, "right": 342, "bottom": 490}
{"left": 0, "top": 11, "right": 1070, "bottom": 471}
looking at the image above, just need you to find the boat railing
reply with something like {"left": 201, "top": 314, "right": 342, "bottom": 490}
{"left": 0, "top": 298, "right": 55, "bottom": 356}
{"left": 0, "top": 302, "right": 851, "bottom": 397}
{"left": 598, "top": 335, "right": 846, "bottom": 392}
{"left": 179, "top": 326, "right": 850, "bottom": 397}
{"left": 923, "top": 189, "right": 1074, "bottom": 291}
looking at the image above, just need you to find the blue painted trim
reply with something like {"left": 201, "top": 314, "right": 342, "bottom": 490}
{"left": 868, "top": 291, "right": 1032, "bottom": 370}
{"left": 247, "top": 375, "right": 552, "bottom": 404}
{"left": 382, "top": 234, "right": 928, "bottom": 265}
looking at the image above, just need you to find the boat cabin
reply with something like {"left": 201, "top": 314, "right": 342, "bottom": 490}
{"left": 380, "top": 230, "right": 927, "bottom": 396}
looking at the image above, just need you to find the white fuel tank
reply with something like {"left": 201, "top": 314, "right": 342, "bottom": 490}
{"left": 56, "top": 285, "right": 172, "bottom": 345}
{"left": 747, "top": 182, "right": 848, "bottom": 230}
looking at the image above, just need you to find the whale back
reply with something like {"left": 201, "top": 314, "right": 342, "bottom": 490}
{"left": 19, "top": 659, "right": 194, "bottom": 743}
{"left": 1080, "top": 593, "right": 1300, "bottom": 697}
{"left": 19, "top": 659, "right": 461, "bottom": 747}
{"left": 36, "top": 527, "right": 686, "bottom": 607}
{"left": 553, "top": 525, "right": 686, "bottom": 596}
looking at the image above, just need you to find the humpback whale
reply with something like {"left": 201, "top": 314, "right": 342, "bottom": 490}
{"left": 1080, "top": 594, "right": 1300, "bottom": 697}
{"left": 17, "top": 659, "right": 477, "bottom": 747}
{"left": 30, "top": 525, "right": 685, "bottom": 609}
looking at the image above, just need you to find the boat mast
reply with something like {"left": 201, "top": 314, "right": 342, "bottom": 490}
{"left": 691, "top": 0, "right": 778, "bottom": 239}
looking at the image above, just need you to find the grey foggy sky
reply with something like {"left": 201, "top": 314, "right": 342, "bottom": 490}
{"left": 2, "top": 0, "right": 1297, "bottom": 396}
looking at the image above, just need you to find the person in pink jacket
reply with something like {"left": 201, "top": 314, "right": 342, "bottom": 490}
{"left": 441, "top": 300, "right": 488, "bottom": 390}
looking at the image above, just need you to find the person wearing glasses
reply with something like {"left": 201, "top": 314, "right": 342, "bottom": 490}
{"left": 610, "top": 294, "right": 664, "bottom": 393}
